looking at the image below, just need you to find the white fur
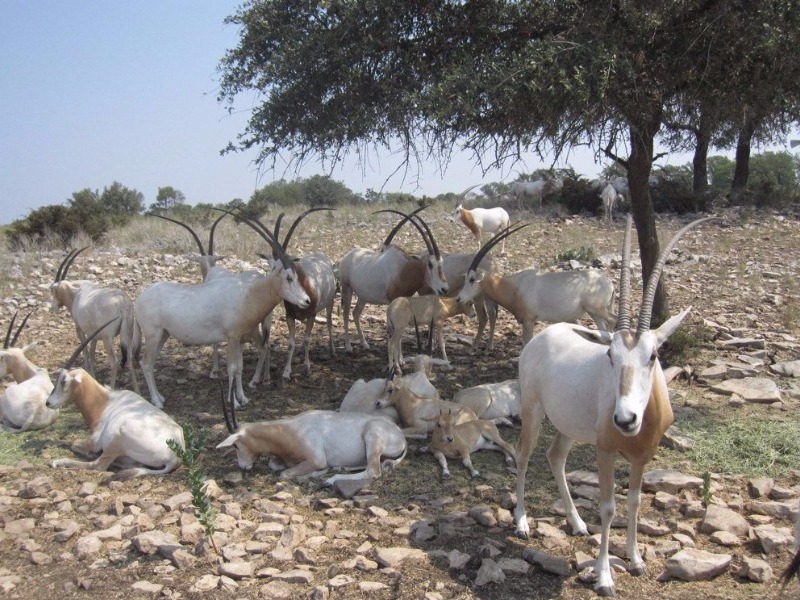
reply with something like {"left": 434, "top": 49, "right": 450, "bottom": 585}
{"left": 0, "top": 344, "right": 57, "bottom": 432}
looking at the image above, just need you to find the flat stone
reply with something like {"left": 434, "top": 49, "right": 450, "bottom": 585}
{"left": 131, "top": 581, "right": 163, "bottom": 593}
{"left": 468, "top": 505, "right": 497, "bottom": 527}
{"left": 753, "top": 525, "right": 794, "bottom": 554}
{"left": 272, "top": 569, "right": 314, "bottom": 584}
{"left": 718, "top": 337, "right": 765, "bottom": 349}
{"left": 709, "top": 378, "right": 782, "bottom": 403}
{"left": 4, "top": 518, "right": 36, "bottom": 535}
{"left": 665, "top": 548, "right": 731, "bottom": 581}
{"left": 770, "top": 360, "right": 800, "bottom": 377}
{"left": 747, "top": 477, "right": 774, "bottom": 498}
{"left": 372, "top": 547, "right": 427, "bottom": 567}
{"left": 736, "top": 556, "right": 774, "bottom": 583}
{"left": 643, "top": 470, "right": 704, "bottom": 494}
{"left": 218, "top": 561, "right": 253, "bottom": 580}
{"left": 699, "top": 504, "right": 750, "bottom": 537}
{"left": 747, "top": 500, "right": 795, "bottom": 519}
{"left": 448, "top": 549, "right": 471, "bottom": 569}
{"left": 522, "top": 548, "right": 572, "bottom": 576}
{"left": 474, "top": 558, "right": 505, "bottom": 586}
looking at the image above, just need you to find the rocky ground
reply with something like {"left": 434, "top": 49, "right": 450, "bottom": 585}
{"left": 0, "top": 207, "right": 798, "bottom": 599}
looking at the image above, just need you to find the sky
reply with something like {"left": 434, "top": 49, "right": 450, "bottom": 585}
{"left": 1, "top": 2, "right": 794, "bottom": 227}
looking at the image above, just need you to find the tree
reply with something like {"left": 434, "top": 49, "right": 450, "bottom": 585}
{"left": 101, "top": 181, "right": 144, "bottom": 225}
{"left": 151, "top": 186, "right": 187, "bottom": 211}
{"left": 218, "top": 0, "right": 800, "bottom": 320}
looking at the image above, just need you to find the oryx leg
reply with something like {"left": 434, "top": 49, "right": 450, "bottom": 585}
{"left": 594, "top": 449, "right": 618, "bottom": 597}
{"left": 513, "top": 399, "right": 546, "bottom": 539}
{"left": 433, "top": 450, "right": 452, "bottom": 479}
{"left": 225, "top": 338, "right": 248, "bottom": 408}
{"left": 209, "top": 344, "right": 221, "bottom": 379}
{"left": 51, "top": 437, "right": 126, "bottom": 472}
{"left": 301, "top": 316, "right": 315, "bottom": 376}
{"left": 352, "top": 298, "right": 370, "bottom": 350}
{"left": 341, "top": 285, "right": 354, "bottom": 352}
{"left": 626, "top": 459, "right": 648, "bottom": 576}
{"left": 547, "top": 432, "right": 588, "bottom": 535}
{"left": 325, "top": 304, "right": 336, "bottom": 358}
{"left": 141, "top": 329, "right": 169, "bottom": 408}
{"left": 104, "top": 336, "right": 119, "bottom": 388}
{"left": 282, "top": 316, "right": 297, "bottom": 381}
{"left": 479, "top": 427, "right": 517, "bottom": 466}
{"left": 250, "top": 314, "right": 272, "bottom": 386}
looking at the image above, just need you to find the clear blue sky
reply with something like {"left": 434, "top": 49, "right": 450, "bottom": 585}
{"left": 2, "top": 2, "right": 785, "bottom": 227}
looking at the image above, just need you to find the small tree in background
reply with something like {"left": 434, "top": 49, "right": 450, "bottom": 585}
{"left": 151, "top": 186, "right": 187, "bottom": 212}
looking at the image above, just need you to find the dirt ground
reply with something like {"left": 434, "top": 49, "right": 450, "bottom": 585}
{"left": 0, "top": 206, "right": 799, "bottom": 599}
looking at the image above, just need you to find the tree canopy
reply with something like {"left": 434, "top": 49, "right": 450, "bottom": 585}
{"left": 219, "top": 0, "right": 800, "bottom": 317}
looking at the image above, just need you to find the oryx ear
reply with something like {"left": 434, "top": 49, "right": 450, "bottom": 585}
{"left": 21, "top": 342, "right": 39, "bottom": 356}
{"left": 653, "top": 306, "right": 692, "bottom": 349}
{"left": 571, "top": 328, "right": 613, "bottom": 346}
{"left": 216, "top": 433, "right": 242, "bottom": 449}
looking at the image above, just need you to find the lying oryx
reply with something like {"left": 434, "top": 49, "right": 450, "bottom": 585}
{"left": 217, "top": 388, "right": 407, "bottom": 484}
{"left": 47, "top": 318, "right": 184, "bottom": 479}
{"left": 0, "top": 311, "right": 58, "bottom": 432}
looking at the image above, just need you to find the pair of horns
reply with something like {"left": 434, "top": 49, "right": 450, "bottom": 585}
{"left": 454, "top": 184, "right": 480, "bottom": 207}
{"left": 466, "top": 222, "right": 530, "bottom": 273}
{"left": 3, "top": 311, "right": 33, "bottom": 349}
{"left": 616, "top": 215, "right": 716, "bottom": 334}
{"left": 211, "top": 207, "right": 293, "bottom": 269}
{"left": 54, "top": 246, "right": 90, "bottom": 283}
{"left": 272, "top": 207, "right": 333, "bottom": 254}
{"left": 147, "top": 212, "right": 227, "bottom": 256}
{"left": 62, "top": 316, "right": 121, "bottom": 370}
{"left": 373, "top": 205, "right": 442, "bottom": 258}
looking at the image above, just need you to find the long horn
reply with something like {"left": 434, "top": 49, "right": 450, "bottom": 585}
{"left": 616, "top": 215, "right": 633, "bottom": 331}
{"left": 7, "top": 310, "right": 33, "bottom": 349}
{"left": 459, "top": 184, "right": 481, "bottom": 198}
{"left": 54, "top": 247, "right": 88, "bottom": 283}
{"left": 212, "top": 207, "right": 292, "bottom": 268}
{"left": 636, "top": 216, "right": 717, "bottom": 334}
{"left": 63, "top": 316, "right": 120, "bottom": 370}
{"left": 373, "top": 209, "right": 434, "bottom": 256}
{"left": 147, "top": 213, "right": 206, "bottom": 255}
{"left": 3, "top": 312, "right": 18, "bottom": 349}
{"left": 273, "top": 213, "right": 286, "bottom": 248}
{"left": 414, "top": 213, "right": 443, "bottom": 258}
{"left": 207, "top": 211, "right": 228, "bottom": 255}
{"left": 379, "top": 205, "right": 428, "bottom": 249}
{"left": 466, "top": 222, "right": 529, "bottom": 272}
{"left": 221, "top": 380, "right": 238, "bottom": 433}
{"left": 282, "top": 207, "right": 333, "bottom": 250}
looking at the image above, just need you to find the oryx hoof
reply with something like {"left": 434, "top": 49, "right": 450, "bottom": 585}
{"left": 629, "top": 564, "right": 648, "bottom": 577}
{"left": 441, "top": 472, "right": 451, "bottom": 480}
{"left": 470, "top": 471, "right": 482, "bottom": 479}
{"left": 515, "top": 530, "right": 529, "bottom": 541}
{"left": 595, "top": 585, "right": 616, "bottom": 597}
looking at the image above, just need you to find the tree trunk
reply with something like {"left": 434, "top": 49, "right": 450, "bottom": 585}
{"left": 627, "top": 113, "right": 669, "bottom": 324}
{"left": 731, "top": 116, "right": 755, "bottom": 193}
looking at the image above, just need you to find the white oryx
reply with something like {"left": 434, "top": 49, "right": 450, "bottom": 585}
{"left": 47, "top": 318, "right": 184, "bottom": 479}
{"left": 261, "top": 208, "right": 338, "bottom": 381}
{"left": 456, "top": 225, "right": 617, "bottom": 344}
{"left": 599, "top": 183, "right": 620, "bottom": 222}
{"left": 49, "top": 247, "right": 140, "bottom": 391}
{"left": 513, "top": 215, "right": 715, "bottom": 597}
{"left": 449, "top": 185, "right": 510, "bottom": 253}
{"left": 452, "top": 379, "right": 520, "bottom": 426}
{"left": 148, "top": 211, "right": 270, "bottom": 385}
{"left": 135, "top": 212, "right": 310, "bottom": 409}
{"left": 217, "top": 387, "right": 407, "bottom": 484}
{"left": 0, "top": 312, "right": 58, "bottom": 432}
{"left": 338, "top": 206, "right": 449, "bottom": 352}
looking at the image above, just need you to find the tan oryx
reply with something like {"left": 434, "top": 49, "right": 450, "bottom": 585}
{"left": 338, "top": 206, "right": 449, "bottom": 352}
{"left": 47, "top": 317, "right": 184, "bottom": 479}
{"left": 49, "top": 247, "right": 140, "bottom": 391}
{"left": 217, "top": 386, "right": 407, "bottom": 484}
{"left": 0, "top": 311, "right": 58, "bottom": 432}
{"left": 135, "top": 212, "right": 310, "bottom": 409}
{"left": 456, "top": 224, "right": 617, "bottom": 344}
{"left": 450, "top": 186, "right": 511, "bottom": 254}
{"left": 513, "top": 215, "right": 715, "bottom": 597}
{"left": 260, "top": 208, "right": 338, "bottom": 381}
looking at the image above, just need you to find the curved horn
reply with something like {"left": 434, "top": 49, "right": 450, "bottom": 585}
{"left": 207, "top": 211, "right": 228, "bottom": 256}
{"left": 282, "top": 207, "right": 333, "bottom": 250}
{"left": 7, "top": 310, "right": 33, "bottom": 349}
{"left": 147, "top": 213, "right": 206, "bottom": 255}
{"left": 54, "top": 247, "right": 88, "bottom": 283}
{"left": 459, "top": 184, "right": 481, "bottom": 198}
{"left": 373, "top": 209, "right": 435, "bottom": 256}
{"left": 63, "top": 316, "right": 120, "bottom": 370}
{"left": 615, "top": 215, "right": 633, "bottom": 331}
{"left": 212, "top": 207, "right": 292, "bottom": 268}
{"left": 58, "top": 246, "right": 90, "bottom": 283}
{"left": 466, "top": 222, "right": 529, "bottom": 272}
{"left": 273, "top": 213, "right": 286, "bottom": 248}
{"left": 3, "top": 312, "right": 18, "bottom": 350}
{"left": 637, "top": 216, "right": 717, "bottom": 334}
{"left": 221, "top": 380, "right": 238, "bottom": 433}
{"left": 413, "top": 213, "right": 442, "bottom": 258}
{"left": 378, "top": 205, "right": 428, "bottom": 249}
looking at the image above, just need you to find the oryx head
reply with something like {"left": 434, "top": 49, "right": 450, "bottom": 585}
{"left": 0, "top": 311, "right": 36, "bottom": 379}
{"left": 455, "top": 223, "right": 529, "bottom": 304}
{"left": 577, "top": 215, "right": 714, "bottom": 436}
{"left": 49, "top": 246, "right": 89, "bottom": 311}
{"left": 147, "top": 212, "right": 228, "bottom": 277}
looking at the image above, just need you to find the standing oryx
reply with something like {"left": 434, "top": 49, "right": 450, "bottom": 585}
{"left": 456, "top": 225, "right": 617, "bottom": 344}
{"left": 49, "top": 247, "right": 140, "bottom": 391}
{"left": 513, "top": 215, "right": 715, "bottom": 596}
{"left": 147, "top": 211, "right": 271, "bottom": 386}
{"left": 135, "top": 213, "right": 310, "bottom": 409}
{"left": 338, "top": 206, "right": 449, "bottom": 351}
{"left": 260, "top": 208, "right": 338, "bottom": 381}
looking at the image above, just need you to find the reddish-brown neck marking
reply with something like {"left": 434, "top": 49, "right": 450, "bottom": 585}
{"left": 459, "top": 208, "right": 480, "bottom": 237}
{"left": 71, "top": 370, "right": 110, "bottom": 432}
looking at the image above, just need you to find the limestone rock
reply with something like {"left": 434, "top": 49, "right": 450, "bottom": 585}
{"left": 709, "top": 378, "right": 781, "bottom": 403}
{"left": 665, "top": 548, "right": 731, "bottom": 581}
{"left": 474, "top": 558, "right": 505, "bottom": 586}
{"left": 699, "top": 504, "right": 750, "bottom": 537}
{"left": 642, "top": 470, "right": 704, "bottom": 494}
